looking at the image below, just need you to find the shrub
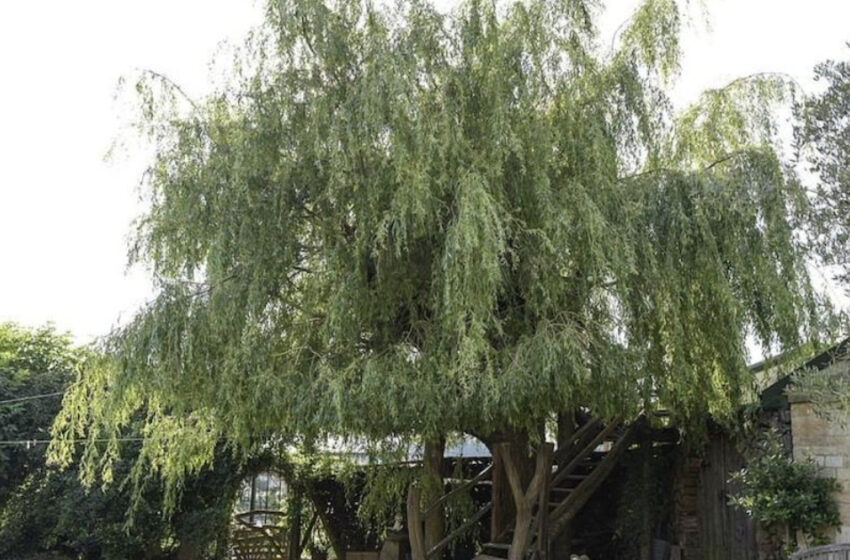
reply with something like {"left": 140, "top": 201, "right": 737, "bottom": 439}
{"left": 729, "top": 438, "right": 840, "bottom": 546}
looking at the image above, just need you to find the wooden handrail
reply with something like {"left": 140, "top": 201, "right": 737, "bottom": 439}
{"left": 422, "top": 463, "right": 494, "bottom": 518}
{"left": 425, "top": 502, "right": 493, "bottom": 559}
{"left": 549, "top": 419, "right": 637, "bottom": 532}
{"left": 553, "top": 418, "right": 602, "bottom": 465}
{"left": 409, "top": 462, "right": 494, "bottom": 560}
{"left": 234, "top": 510, "right": 288, "bottom": 522}
{"left": 551, "top": 416, "right": 622, "bottom": 488}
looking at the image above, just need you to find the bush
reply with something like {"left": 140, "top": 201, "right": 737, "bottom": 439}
{"left": 729, "top": 437, "right": 840, "bottom": 546}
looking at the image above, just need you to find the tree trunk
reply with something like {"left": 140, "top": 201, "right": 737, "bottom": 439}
{"left": 407, "top": 485, "right": 427, "bottom": 560}
{"left": 423, "top": 438, "right": 446, "bottom": 555}
{"left": 502, "top": 442, "right": 554, "bottom": 560}
{"left": 486, "top": 430, "right": 536, "bottom": 542}
{"left": 288, "top": 486, "right": 304, "bottom": 560}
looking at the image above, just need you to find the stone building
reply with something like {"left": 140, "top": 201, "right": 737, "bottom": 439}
{"left": 762, "top": 339, "right": 850, "bottom": 546}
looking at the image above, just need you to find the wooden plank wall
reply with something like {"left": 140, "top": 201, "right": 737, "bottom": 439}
{"left": 675, "top": 433, "right": 759, "bottom": 560}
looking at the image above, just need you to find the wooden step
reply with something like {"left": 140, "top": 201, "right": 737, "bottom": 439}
{"left": 482, "top": 542, "right": 511, "bottom": 558}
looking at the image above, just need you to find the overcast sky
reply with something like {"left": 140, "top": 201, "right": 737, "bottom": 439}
{"left": 1, "top": 0, "right": 849, "bottom": 343}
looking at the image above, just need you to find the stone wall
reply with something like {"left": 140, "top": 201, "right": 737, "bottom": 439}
{"left": 789, "top": 399, "right": 850, "bottom": 543}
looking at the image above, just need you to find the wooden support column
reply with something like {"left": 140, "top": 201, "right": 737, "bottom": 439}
{"left": 553, "top": 412, "right": 576, "bottom": 560}
{"left": 537, "top": 446, "right": 552, "bottom": 560}
{"left": 490, "top": 445, "right": 507, "bottom": 541}
{"left": 639, "top": 432, "right": 653, "bottom": 560}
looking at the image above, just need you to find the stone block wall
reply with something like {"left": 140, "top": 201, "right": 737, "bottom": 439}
{"left": 789, "top": 399, "right": 850, "bottom": 543}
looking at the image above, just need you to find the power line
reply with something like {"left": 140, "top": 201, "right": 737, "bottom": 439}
{"left": 0, "top": 391, "right": 65, "bottom": 406}
{"left": 0, "top": 432, "right": 248, "bottom": 448}
{"left": 0, "top": 437, "right": 147, "bottom": 448}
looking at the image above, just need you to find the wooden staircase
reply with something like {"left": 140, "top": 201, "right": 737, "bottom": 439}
{"left": 477, "top": 417, "right": 637, "bottom": 560}
{"left": 406, "top": 415, "right": 641, "bottom": 560}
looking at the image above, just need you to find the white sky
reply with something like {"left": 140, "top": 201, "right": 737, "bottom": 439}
{"left": 1, "top": 0, "right": 849, "bottom": 343}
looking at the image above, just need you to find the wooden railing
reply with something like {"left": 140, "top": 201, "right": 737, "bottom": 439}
{"left": 406, "top": 416, "right": 640, "bottom": 560}
{"left": 230, "top": 511, "right": 288, "bottom": 560}
{"left": 549, "top": 419, "right": 637, "bottom": 540}
{"left": 407, "top": 462, "right": 494, "bottom": 560}
{"left": 791, "top": 544, "right": 850, "bottom": 560}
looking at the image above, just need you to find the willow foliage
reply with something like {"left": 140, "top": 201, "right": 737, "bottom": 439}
{"left": 799, "top": 48, "right": 850, "bottom": 280}
{"left": 53, "top": 0, "right": 822, "bottom": 497}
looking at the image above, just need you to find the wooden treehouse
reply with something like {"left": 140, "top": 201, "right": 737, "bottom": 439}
{"left": 229, "top": 411, "right": 686, "bottom": 560}
{"left": 403, "top": 415, "right": 644, "bottom": 560}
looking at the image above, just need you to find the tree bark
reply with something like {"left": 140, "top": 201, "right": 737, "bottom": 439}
{"left": 486, "top": 429, "right": 536, "bottom": 542}
{"left": 407, "top": 485, "right": 427, "bottom": 560}
{"left": 423, "top": 438, "right": 446, "bottom": 555}
{"left": 288, "top": 486, "right": 304, "bottom": 560}
{"left": 502, "top": 442, "right": 554, "bottom": 560}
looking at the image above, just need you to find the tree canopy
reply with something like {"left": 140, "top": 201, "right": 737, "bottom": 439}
{"left": 0, "top": 323, "right": 77, "bottom": 501}
{"left": 799, "top": 45, "right": 850, "bottom": 281}
{"left": 0, "top": 323, "right": 245, "bottom": 559}
{"left": 51, "top": 0, "right": 825, "bottom": 501}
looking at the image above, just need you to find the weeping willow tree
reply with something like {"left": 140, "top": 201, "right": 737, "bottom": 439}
{"left": 52, "top": 0, "right": 823, "bottom": 527}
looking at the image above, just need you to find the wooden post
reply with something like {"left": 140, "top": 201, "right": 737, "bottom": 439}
{"left": 537, "top": 444, "right": 554, "bottom": 560}
{"left": 407, "top": 485, "right": 427, "bottom": 560}
{"left": 249, "top": 474, "right": 257, "bottom": 526}
{"left": 640, "top": 433, "right": 652, "bottom": 560}
{"left": 553, "top": 412, "right": 575, "bottom": 560}
{"left": 490, "top": 445, "right": 506, "bottom": 541}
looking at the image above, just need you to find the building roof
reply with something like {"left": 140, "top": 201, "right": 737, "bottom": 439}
{"left": 760, "top": 338, "right": 850, "bottom": 411}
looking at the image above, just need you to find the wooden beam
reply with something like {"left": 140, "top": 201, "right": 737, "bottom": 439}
{"left": 551, "top": 417, "right": 621, "bottom": 488}
{"left": 554, "top": 417, "right": 601, "bottom": 466}
{"left": 537, "top": 444, "right": 552, "bottom": 560}
{"left": 423, "top": 463, "right": 493, "bottom": 518}
{"left": 426, "top": 502, "right": 493, "bottom": 559}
